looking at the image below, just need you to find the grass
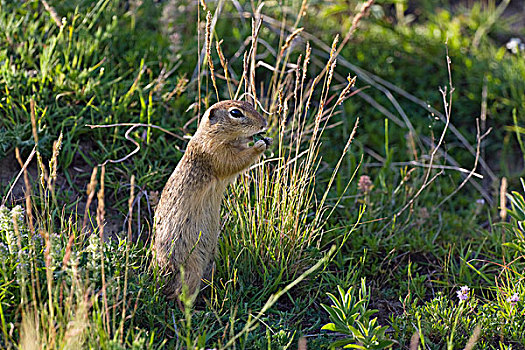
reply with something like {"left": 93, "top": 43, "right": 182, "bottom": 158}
{"left": 1, "top": 0, "right": 524, "bottom": 349}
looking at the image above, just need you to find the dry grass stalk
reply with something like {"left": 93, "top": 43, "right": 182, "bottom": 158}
{"left": 248, "top": 17, "right": 263, "bottom": 104}
{"left": 96, "top": 165, "right": 110, "bottom": 335}
{"left": 409, "top": 331, "right": 420, "bottom": 350}
{"left": 463, "top": 325, "right": 482, "bottom": 350}
{"left": 334, "top": 0, "right": 374, "bottom": 60}
{"left": 36, "top": 152, "right": 47, "bottom": 191}
{"left": 292, "top": 54, "right": 302, "bottom": 114}
{"left": 49, "top": 133, "right": 63, "bottom": 185}
{"left": 19, "top": 311, "right": 40, "bottom": 350}
{"left": 335, "top": 74, "right": 357, "bottom": 106}
{"left": 30, "top": 100, "right": 40, "bottom": 158}
{"left": 301, "top": 41, "right": 311, "bottom": 93}
{"left": 323, "top": 35, "right": 340, "bottom": 105}
{"left": 47, "top": 132, "right": 63, "bottom": 206}
{"left": 295, "top": 0, "right": 308, "bottom": 26}
{"left": 166, "top": 76, "right": 189, "bottom": 101}
{"left": 82, "top": 167, "right": 98, "bottom": 232}
{"left": 307, "top": 36, "right": 339, "bottom": 157}
{"left": 30, "top": 99, "right": 49, "bottom": 193}
{"left": 43, "top": 229, "right": 56, "bottom": 347}
{"left": 12, "top": 210, "right": 26, "bottom": 298}
{"left": 279, "top": 0, "right": 373, "bottom": 100}
{"left": 215, "top": 39, "right": 233, "bottom": 98}
{"left": 14, "top": 147, "right": 34, "bottom": 233}
{"left": 241, "top": 51, "right": 249, "bottom": 101}
{"left": 63, "top": 299, "right": 89, "bottom": 349}
{"left": 500, "top": 177, "right": 508, "bottom": 220}
{"left": 325, "top": 58, "right": 337, "bottom": 100}
{"left": 407, "top": 130, "right": 419, "bottom": 161}
{"left": 298, "top": 337, "right": 307, "bottom": 350}
{"left": 280, "top": 28, "right": 304, "bottom": 56}
{"left": 15, "top": 147, "right": 42, "bottom": 312}
{"left": 127, "top": 176, "right": 135, "bottom": 241}
{"left": 62, "top": 217, "right": 76, "bottom": 269}
{"left": 205, "top": 11, "right": 219, "bottom": 100}
{"left": 119, "top": 175, "right": 135, "bottom": 342}
{"left": 277, "top": 89, "right": 284, "bottom": 116}
{"left": 41, "top": 0, "right": 62, "bottom": 28}
{"left": 315, "top": 118, "right": 360, "bottom": 230}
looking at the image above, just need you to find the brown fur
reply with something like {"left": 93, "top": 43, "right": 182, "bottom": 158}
{"left": 154, "top": 100, "right": 271, "bottom": 300}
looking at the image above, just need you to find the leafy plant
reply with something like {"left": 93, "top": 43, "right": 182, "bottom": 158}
{"left": 321, "top": 279, "right": 393, "bottom": 349}
{"left": 504, "top": 178, "right": 525, "bottom": 255}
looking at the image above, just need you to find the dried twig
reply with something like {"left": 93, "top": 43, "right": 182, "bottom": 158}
{"left": 86, "top": 123, "right": 183, "bottom": 166}
{"left": 356, "top": 64, "right": 496, "bottom": 182}
{"left": 419, "top": 135, "right": 492, "bottom": 204}
{"left": 391, "top": 48, "right": 454, "bottom": 220}
{"left": 434, "top": 120, "right": 492, "bottom": 209}
{"left": 364, "top": 161, "right": 483, "bottom": 179}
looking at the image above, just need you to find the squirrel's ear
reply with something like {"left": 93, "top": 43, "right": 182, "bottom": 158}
{"left": 207, "top": 106, "right": 219, "bottom": 125}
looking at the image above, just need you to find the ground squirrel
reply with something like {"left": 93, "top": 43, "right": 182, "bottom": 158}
{"left": 154, "top": 100, "right": 272, "bottom": 300}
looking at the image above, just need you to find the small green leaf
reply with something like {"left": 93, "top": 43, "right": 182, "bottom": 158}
{"left": 321, "top": 323, "right": 336, "bottom": 331}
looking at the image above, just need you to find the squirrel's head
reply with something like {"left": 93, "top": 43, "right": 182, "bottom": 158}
{"left": 197, "top": 100, "right": 268, "bottom": 148}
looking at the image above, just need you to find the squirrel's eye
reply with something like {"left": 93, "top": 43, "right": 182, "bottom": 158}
{"left": 229, "top": 108, "right": 244, "bottom": 118}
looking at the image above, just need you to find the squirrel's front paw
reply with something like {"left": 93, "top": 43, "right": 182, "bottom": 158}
{"left": 254, "top": 137, "right": 272, "bottom": 151}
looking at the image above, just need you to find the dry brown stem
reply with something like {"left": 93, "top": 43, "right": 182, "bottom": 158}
{"left": 119, "top": 175, "right": 135, "bottom": 342}
{"left": 96, "top": 165, "right": 110, "bottom": 335}
{"left": 2, "top": 146, "right": 36, "bottom": 206}
{"left": 41, "top": 0, "right": 62, "bottom": 28}
{"left": 434, "top": 119, "right": 492, "bottom": 209}
{"left": 500, "top": 177, "right": 508, "bottom": 221}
